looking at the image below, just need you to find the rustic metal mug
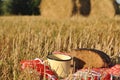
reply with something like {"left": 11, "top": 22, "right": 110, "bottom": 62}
{"left": 47, "top": 53, "right": 72, "bottom": 78}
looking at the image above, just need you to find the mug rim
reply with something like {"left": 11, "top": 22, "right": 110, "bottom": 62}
{"left": 47, "top": 54, "right": 72, "bottom": 61}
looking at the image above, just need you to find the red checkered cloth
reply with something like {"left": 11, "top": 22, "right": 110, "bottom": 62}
{"left": 108, "top": 64, "right": 120, "bottom": 77}
{"left": 20, "top": 58, "right": 58, "bottom": 80}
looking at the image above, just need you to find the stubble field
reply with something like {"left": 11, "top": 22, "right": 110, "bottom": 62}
{"left": 0, "top": 16, "right": 120, "bottom": 80}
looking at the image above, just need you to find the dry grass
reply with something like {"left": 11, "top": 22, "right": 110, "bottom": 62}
{"left": 0, "top": 16, "right": 120, "bottom": 80}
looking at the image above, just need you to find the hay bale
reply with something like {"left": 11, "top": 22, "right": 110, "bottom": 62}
{"left": 90, "top": 0, "right": 115, "bottom": 17}
{"left": 40, "top": 0, "right": 91, "bottom": 18}
{"left": 40, "top": 0, "right": 115, "bottom": 18}
{"left": 70, "top": 48, "right": 111, "bottom": 70}
{"left": 40, "top": 0, "right": 73, "bottom": 18}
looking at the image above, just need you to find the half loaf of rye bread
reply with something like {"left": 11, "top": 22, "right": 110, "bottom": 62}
{"left": 70, "top": 48, "right": 111, "bottom": 70}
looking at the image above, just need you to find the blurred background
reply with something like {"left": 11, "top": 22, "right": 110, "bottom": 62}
{"left": 0, "top": 0, "right": 120, "bottom": 17}
{"left": 0, "top": 0, "right": 41, "bottom": 15}
{"left": 0, "top": 0, "right": 120, "bottom": 80}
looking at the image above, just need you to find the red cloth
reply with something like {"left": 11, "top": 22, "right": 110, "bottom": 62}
{"left": 20, "top": 58, "right": 58, "bottom": 80}
{"left": 93, "top": 64, "right": 120, "bottom": 77}
{"left": 66, "top": 65, "right": 120, "bottom": 80}
{"left": 108, "top": 64, "right": 120, "bottom": 76}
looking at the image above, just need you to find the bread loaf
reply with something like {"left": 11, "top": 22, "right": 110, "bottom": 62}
{"left": 70, "top": 48, "right": 111, "bottom": 70}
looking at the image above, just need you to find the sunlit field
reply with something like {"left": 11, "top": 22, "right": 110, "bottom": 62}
{"left": 0, "top": 16, "right": 120, "bottom": 80}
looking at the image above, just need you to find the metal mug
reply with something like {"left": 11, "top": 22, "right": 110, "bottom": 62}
{"left": 47, "top": 53, "right": 72, "bottom": 78}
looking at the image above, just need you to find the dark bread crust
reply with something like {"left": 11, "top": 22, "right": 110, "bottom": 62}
{"left": 70, "top": 48, "right": 111, "bottom": 70}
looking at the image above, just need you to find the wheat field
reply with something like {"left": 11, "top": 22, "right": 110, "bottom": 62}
{"left": 0, "top": 16, "right": 120, "bottom": 80}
